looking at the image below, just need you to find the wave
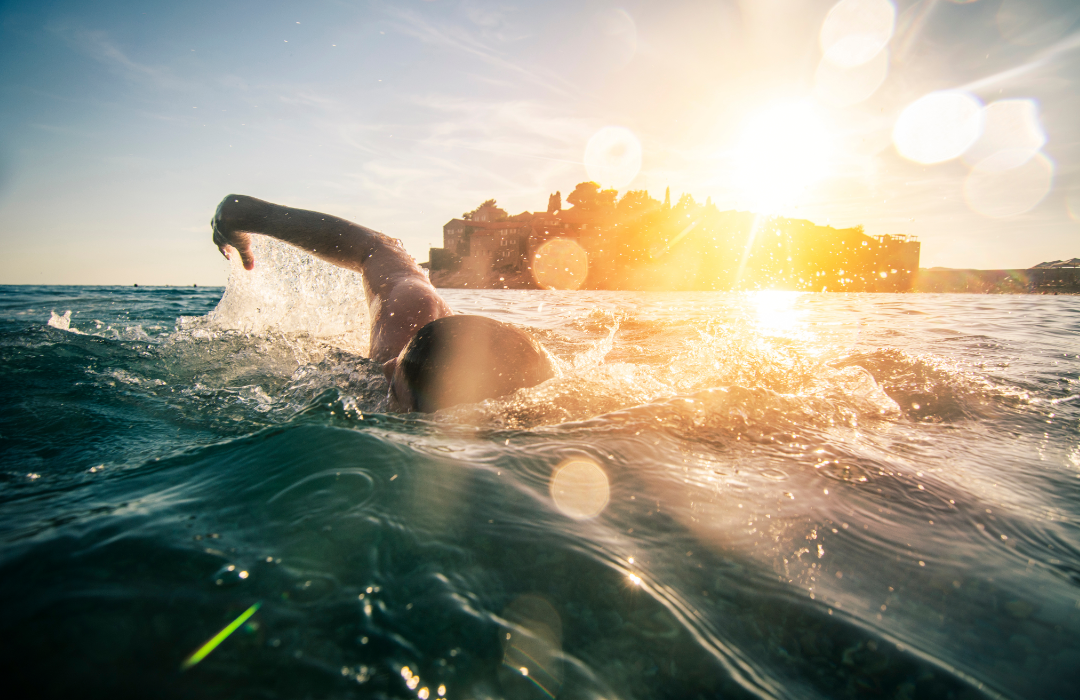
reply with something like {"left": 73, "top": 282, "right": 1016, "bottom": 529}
{"left": 5, "top": 261, "right": 1078, "bottom": 700}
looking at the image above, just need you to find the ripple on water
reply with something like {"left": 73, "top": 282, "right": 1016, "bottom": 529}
{"left": 2, "top": 284, "right": 1078, "bottom": 699}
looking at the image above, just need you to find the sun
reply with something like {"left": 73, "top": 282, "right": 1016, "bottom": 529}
{"left": 730, "top": 100, "right": 835, "bottom": 214}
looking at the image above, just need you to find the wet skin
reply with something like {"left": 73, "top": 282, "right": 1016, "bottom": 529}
{"left": 211, "top": 194, "right": 451, "bottom": 409}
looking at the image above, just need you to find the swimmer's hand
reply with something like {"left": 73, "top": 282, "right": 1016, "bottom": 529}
{"left": 206, "top": 192, "right": 451, "bottom": 363}
{"left": 211, "top": 196, "right": 256, "bottom": 270}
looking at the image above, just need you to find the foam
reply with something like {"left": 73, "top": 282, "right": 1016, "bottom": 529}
{"left": 199, "top": 236, "right": 372, "bottom": 354}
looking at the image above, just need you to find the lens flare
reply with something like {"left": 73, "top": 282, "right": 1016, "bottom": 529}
{"left": 181, "top": 601, "right": 262, "bottom": 670}
{"left": 595, "top": 8, "right": 637, "bottom": 69}
{"left": 814, "top": 47, "right": 889, "bottom": 108}
{"left": 532, "top": 238, "right": 589, "bottom": 290}
{"left": 964, "top": 151, "right": 1054, "bottom": 218}
{"left": 893, "top": 91, "right": 983, "bottom": 164}
{"left": 962, "top": 99, "right": 1046, "bottom": 168}
{"left": 500, "top": 595, "right": 563, "bottom": 699}
{"left": 820, "top": 0, "right": 896, "bottom": 68}
{"left": 1067, "top": 191, "right": 1080, "bottom": 223}
{"left": 550, "top": 458, "right": 610, "bottom": 520}
{"left": 584, "top": 126, "right": 642, "bottom": 189}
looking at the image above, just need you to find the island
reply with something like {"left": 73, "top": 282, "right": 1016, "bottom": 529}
{"left": 425, "top": 182, "right": 1077, "bottom": 293}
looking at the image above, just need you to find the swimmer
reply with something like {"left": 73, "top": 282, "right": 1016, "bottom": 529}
{"left": 211, "top": 194, "right": 555, "bottom": 412}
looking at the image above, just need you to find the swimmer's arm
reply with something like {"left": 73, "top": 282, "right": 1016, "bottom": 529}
{"left": 212, "top": 194, "right": 406, "bottom": 279}
{"left": 211, "top": 194, "right": 451, "bottom": 362}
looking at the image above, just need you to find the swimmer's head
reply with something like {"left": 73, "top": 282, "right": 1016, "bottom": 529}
{"left": 382, "top": 315, "right": 555, "bottom": 412}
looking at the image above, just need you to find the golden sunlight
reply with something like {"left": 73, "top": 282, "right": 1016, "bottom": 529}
{"left": 751, "top": 290, "right": 806, "bottom": 337}
{"left": 730, "top": 101, "right": 834, "bottom": 214}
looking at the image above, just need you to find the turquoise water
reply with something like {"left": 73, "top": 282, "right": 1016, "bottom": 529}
{"left": 1, "top": 250, "right": 1078, "bottom": 699}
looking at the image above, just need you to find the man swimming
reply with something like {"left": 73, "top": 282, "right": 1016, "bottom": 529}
{"left": 211, "top": 194, "right": 555, "bottom": 412}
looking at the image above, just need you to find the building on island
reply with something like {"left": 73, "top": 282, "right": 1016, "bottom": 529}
{"left": 429, "top": 199, "right": 588, "bottom": 287}
{"left": 427, "top": 186, "right": 922, "bottom": 292}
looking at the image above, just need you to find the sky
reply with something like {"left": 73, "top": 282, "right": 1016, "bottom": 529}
{"left": 1, "top": 0, "right": 1079, "bottom": 285}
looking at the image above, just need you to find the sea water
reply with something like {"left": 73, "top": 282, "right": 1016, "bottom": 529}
{"left": 1, "top": 238, "right": 1078, "bottom": 700}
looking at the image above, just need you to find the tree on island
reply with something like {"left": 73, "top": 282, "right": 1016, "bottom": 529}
{"left": 675, "top": 192, "right": 698, "bottom": 211}
{"left": 463, "top": 199, "right": 507, "bottom": 221}
{"left": 566, "top": 181, "right": 618, "bottom": 211}
{"left": 616, "top": 190, "right": 660, "bottom": 216}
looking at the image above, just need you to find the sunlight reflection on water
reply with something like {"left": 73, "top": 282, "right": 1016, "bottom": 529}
{"left": 751, "top": 290, "right": 806, "bottom": 338}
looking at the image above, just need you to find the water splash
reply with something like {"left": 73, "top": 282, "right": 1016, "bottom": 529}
{"left": 194, "top": 236, "right": 372, "bottom": 354}
{"left": 47, "top": 309, "right": 82, "bottom": 334}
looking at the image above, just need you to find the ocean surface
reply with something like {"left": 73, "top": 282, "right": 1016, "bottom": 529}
{"left": 2, "top": 239, "right": 1078, "bottom": 700}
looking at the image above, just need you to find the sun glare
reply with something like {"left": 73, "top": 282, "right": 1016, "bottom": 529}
{"left": 731, "top": 101, "right": 834, "bottom": 214}
{"left": 751, "top": 290, "right": 806, "bottom": 337}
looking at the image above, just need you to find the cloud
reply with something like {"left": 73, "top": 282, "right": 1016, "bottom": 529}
{"left": 276, "top": 91, "right": 340, "bottom": 110}
{"left": 383, "top": 5, "right": 576, "bottom": 98}
{"left": 406, "top": 94, "right": 587, "bottom": 155}
{"left": 49, "top": 24, "right": 191, "bottom": 91}
{"left": 459, "top": 0, "right": 529, "bottom": 43}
